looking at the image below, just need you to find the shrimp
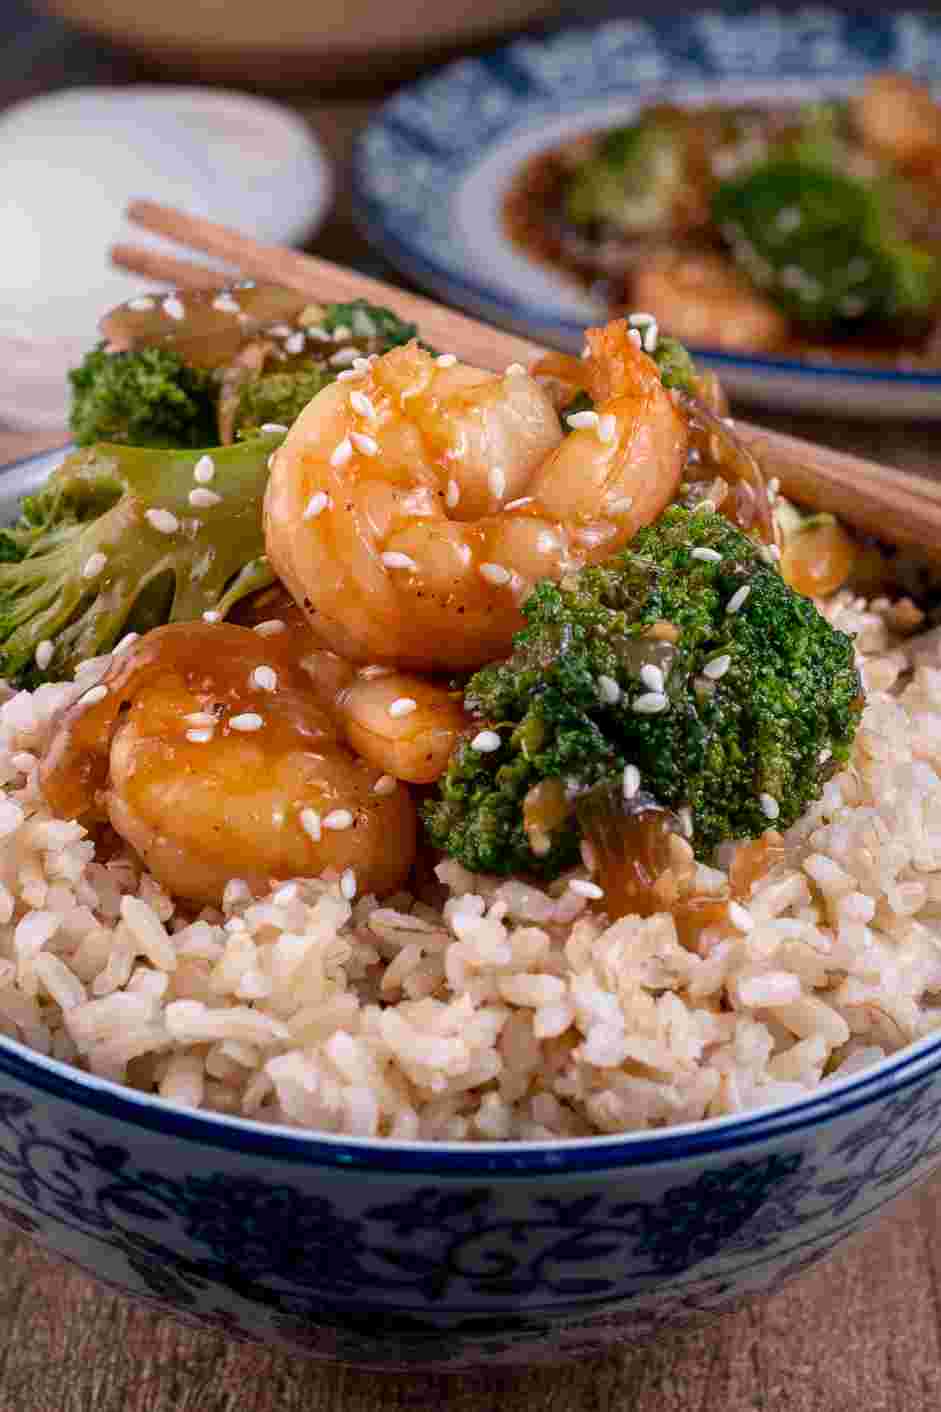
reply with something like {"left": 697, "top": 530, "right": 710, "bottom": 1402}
{"left": 264, "top": 320, "right": 688, "bottom": 671}
{"left": 39, "top": 623, "right": 416, "bottom": 908}
{"left": 853, "top": 74, "right": 941, "bottom": 169}
{"left": 630, "top": 251, "right": 788, "bottom": 353}
{"left": 234, "top": 584, "right": 471, "bottom": 783}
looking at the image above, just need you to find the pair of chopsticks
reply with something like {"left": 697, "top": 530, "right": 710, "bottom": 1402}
{"left": 114, "top": 200, "right": 941, "bottom": 559}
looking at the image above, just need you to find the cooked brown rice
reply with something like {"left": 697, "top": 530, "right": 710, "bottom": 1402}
{"left": 0, "top": 592, "right": 940, "bottom": 1141}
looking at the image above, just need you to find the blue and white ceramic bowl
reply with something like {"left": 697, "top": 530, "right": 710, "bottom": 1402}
{"left": 353, "top": 6, "right": 941, "bottom": 418}
{"left": 1, "top": 450, "right": 941, "bottom": 1371}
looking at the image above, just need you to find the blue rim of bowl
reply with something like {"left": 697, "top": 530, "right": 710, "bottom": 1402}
{"left": 351, "top": 5, "right": 941, "bottom": 394}
{"left": 1, "top": 436, "right": 938, "bottom": 1176}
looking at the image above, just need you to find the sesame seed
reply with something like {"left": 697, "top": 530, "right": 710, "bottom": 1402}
{"left": 202, "top": 610, "right": 222, "bottom": 623}
{"left": 704, "top": 654, "right": 731, "bottom": 680}
{"left": 387, "top": 697, "right": 418, "bottom": 718}
{"left": 330, "top": 438, "right": 353, "bottom": 467}
{"left": 640, "top": 664, "right": 664, "bottom": 693}
{"left": 81, "top": 685, "right": 108, "bottom": 706}
{"left": 340, "top": 868, "right": 357, "bottom": 900}
{"left": 692, "top": 546, "right": 722, "bottom": 562}
{"left": 471, "top": 730, "right": 501, "bottom": 753}
{"left": 323, "top": 808, "right": 354, "bottom": 831}
{"left": 759, "top": 792, "right": 780, "bottom": 820}
{"left": 303, "top": 491, "right": 330, "bottom": 520}
{"left": 678, "top": 806, "right": 693, "bottom": 838}
{"left": 504, "top": 496, "right": 533, "bottom": 511}
{"left": 186, "top": 728, "right": 214, "bottom": 744}
{"left": 82, "top": 551, "right": 107, "bottom": 580}
{"left": 488, "top": 466, "right": 506, "bottom": 500}
{"left": 505, "top": 362, "right": 526, "bottom": 376}
{"left": 329, "top": 346, "right": 358, "bottom": 367}
{"left": 597, "top": 413, "right": 617, "bottom": 444}
{"left": 728, "top": 900, "right": 754, "bottom": 932}
{"left": 373, "top": 774, "right": 397, "bottom": 795}
{"left": 480, "top": 562, "right": 511, "bottom": 586}
{"left": 567, "top": 410, "right": 599, "bottom": 431}
{"left": 285, "top": 332, "right": 306, "bottom": 355}
{"left": 230, "top": 713, "right": 264, "bottom": 732}
{"left": 299, "top": 808, "right": 322, "bottom": 841}
{"left": 194, "top": 455, "right": 215, "bottom": 484}
{"left": 251, "top": 666, "right": 278, "bottom": 692}
{"left": 145, "top": 508, "right": 179, "bottom": 535}
{"left": 597, "top": 675, "right": 620, "bottom": 705}
{"left": 622, "top": 764, "right": 641, "bottom": 799}
{"left": 632, "top": 691, "right": 669, "bottom": 714}
{"left": 607, "top": 496, "right": 634, "bottom": 515}
{"left": 254, "top": 619, "right": 286, "bottom": 637}
{"left": 349, "top": 391, "right": 377, "bottom": 421}
{"left": 351, "top": 432, "right": 379, "bottom": 457}
{"left": 569, "top": 879, "right": 604, "bottom": 900}
{"left": 382, "top": 551, "right": 418, "bottom": 571}
{"left": 128, "top": 295, "right": 155, "bottom": 312}
{"left": 162, "top": 295, "right": 185, "bottom": 321}
{"left": 436, "top": 353, "right": 457, "bottom": 367}
{"left": 211, "top": 292, "right": 240, "bottom": 314}
{"left": 35, "top": 640, "right": 54, "bottom": 670}
{"left": 726, "top": 584, "right": 751, "bottom": 615}
{"left": 445, "top": 479, "right": 461, "bottom": 510}
{"left": 336, "top": 368, "right": 364, "bottom": 382}
{"left": 189, "top": 488, "right": 222, "bottom": 508}
{"left": 184, "top": 711, "right": 215, "bottom": 726}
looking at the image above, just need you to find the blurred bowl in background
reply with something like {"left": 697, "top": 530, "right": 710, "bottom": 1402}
{"left": 0, "top": 85, "right": 330, "bottom": 429}
{"left": 38, "top": 0, "right": 561, "bottom": 84}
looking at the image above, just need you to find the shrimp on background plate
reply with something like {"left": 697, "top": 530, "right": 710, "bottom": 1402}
{"left": 264, "top": 319, "right": 688, "bottom": 671}
{"left": 39, "top": 623, "right": 419, "bottom": 908}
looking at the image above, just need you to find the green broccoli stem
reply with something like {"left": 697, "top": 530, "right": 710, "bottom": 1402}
{"left": 0, "top": 435, "right": 281, "bottom": 686}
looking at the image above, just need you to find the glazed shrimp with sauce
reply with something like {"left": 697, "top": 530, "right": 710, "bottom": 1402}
{"left": 39, "top": 622, "right": 422, "bottom": 908}
{"left": 264, "top": 319, "right": 688, "bottom": 671}
{"left": 234, "top": 584, "right": 470, "bottom": 784}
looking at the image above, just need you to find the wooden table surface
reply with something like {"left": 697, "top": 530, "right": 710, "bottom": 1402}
{"left": 3, "top": 8, "right": 941, "bottom": 1409}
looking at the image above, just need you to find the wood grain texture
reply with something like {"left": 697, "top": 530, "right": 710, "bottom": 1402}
{"left": 1, "top": 1173, "right": 940, "bottom": 1412}
{"left": 2, "top": 28, "right": 941, "bottom": 1409}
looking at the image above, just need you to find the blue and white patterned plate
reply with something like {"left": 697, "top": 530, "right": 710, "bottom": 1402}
{"left": 353, "top": 7, "right": 941, "bottom": 418}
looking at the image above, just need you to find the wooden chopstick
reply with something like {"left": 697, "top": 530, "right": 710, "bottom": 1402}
{"left": 114, "top": 201, "right": 941, "bottom": 556}
{"left": 111, "top": 243, "right": 234, "bottom": 292}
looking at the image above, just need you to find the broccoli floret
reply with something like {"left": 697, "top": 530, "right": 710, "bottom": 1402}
{"left": 650, "top": 335, "right": 697, "bottom": 394}
{"left": 0, "top": 435, "right": 282, "bottom": 687}
{"left": 424, "top": 507, "right": 862, "bottom": 876}
{"left": 232, "top": 365, "right": 333, "bottom": 438}
{"left": 69, "top": 346, "right": 217, "bottom": 449}
{"left": 713, "top": 159, "right": 939, "bottom": 330}
{"left": 319, "top": 299, "right": 418, "bottom": 348}
{"left": 566, "top": 110, "right": 687, "bottom": 235}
